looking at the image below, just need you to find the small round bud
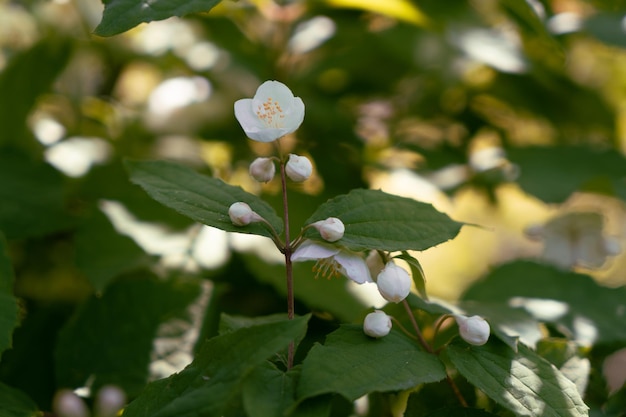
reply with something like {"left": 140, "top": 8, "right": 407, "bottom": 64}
{"left": 455, "top": 315, "right": 490, "bottom": 346}
{"left": 249, "top": 157, "right": 276, "bottom": 183}
{"left": 53, "top": 390, "right": 89, "bottom": 417}
{"left": 285, "top": 154, "right": 312, "bottom": 182}
{"left": 312, "top": 217, "right": 345, "bottom": 242}
{"left": 376, "top": 261, "right": 411, "bottom": 303}
{"left": 228, "top": 202, "right": 262, "bottom": 226}
{"left": 96, "top": 385, "right": 126, "bottom": 417}
{"left": 363, "top": 310, "right": 392, "bottom": 338}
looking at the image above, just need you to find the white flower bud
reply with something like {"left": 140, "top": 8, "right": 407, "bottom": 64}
{"left": 312, "top": 217, "right": 345, "bottom": 242}
{"left": 455, "top": 315, "right": 490, "bottom": 346}
{"left": 285, "top": 154, "right": 312, "bottom": 182}
{"left": 228, "top": 202, "right": 262, "bottom": 226}
{"left": 95, "top": 385, "right": 126, "bottom": 417}
{"left": 363, "top": 310, "right": 392, "bottom": 338}
{"left": 249, "top": 157, "right": 276, "bottom": 183}
{"left": 53, "top": 390, "right": 89, "bottom": 417}
{"left": 376, "top": 261, "right": 411, "bottom": 303}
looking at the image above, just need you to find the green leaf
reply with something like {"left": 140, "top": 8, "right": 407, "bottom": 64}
{"left": 0, "top": 37, "right": 71, "bottom": 147}
{"left": 423, "top": 407, "right": 500, "bottom": 417}
{"left": 304, "top": 189, "right": 464, "bottom": 252}
{"left": 297, "top": 325, "right": 446, "bottom": 402}
{"left": 74, "top": 209, "right": 151, "bottom": 292}
{"left": 0, "top": 151, "right": 73, "bottom": 239}
{"left": 125, "top": 160, "right": 283, "bottom": 240}
{"left": 395, "top": 251, "right": 428, "bottom": 300}
{"left": 55, "top": 272, "right": 201, "bottom": 396}
{"left": 0, "top": 382, "right": 39, "bottom": 417}
{"left": 241, "top": 254, "right": 365, "bottom": 322}
{"left": 0, "top": 232, "right": 19, "bottom": 357}
{"left": 122, "top": 315, "right": 310, "bottom": 417}
{"left": 242, "top": 361, "right": 299, "bottom": 417}
{"left": 461, "top": 260, "right": 626, "bottom": 345}
{"left": 95, "top": 0, "right": 222, "bottom": 36}
{"left": 509, "top": 146, "right": 626, "bottom": 203}
{"left": 584, "top": 13, "right": 626, "bottom": 48}
{"left": 446, "top": 340, "right": 589, "bottom": 417}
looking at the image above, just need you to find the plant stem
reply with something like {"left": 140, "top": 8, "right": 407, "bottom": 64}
{"left": 280, "top": 160, "right": 295, "bottom": 370}
{"left": 401, "top": 300, "right": 468, "bottom": 407}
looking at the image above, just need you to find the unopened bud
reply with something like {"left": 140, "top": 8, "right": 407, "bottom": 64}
{"left": 312, "top": 217, "right": 345, "bottom": 242}
{"left": 249, "top": 157, "right": 276, "bottom": 183}
{"left": 376, "top": 261, "right": 411, "bottom": 303}
{"left": 363, "top": 310, "right": 392, "bottom": 338}
{"left": 53, "top": 390, "right": 89, "bottom": 417}
{"left": 285, "top": 154, "right": 312, "bottom": 182}
{"left": 455, "top": 315, "right": 490, "bottom": 346}
{"left": 228, "top": 202, "right": 263, "bottom": 226}
{"left": 95, "top": 385, "right": 126, "bottom": 417}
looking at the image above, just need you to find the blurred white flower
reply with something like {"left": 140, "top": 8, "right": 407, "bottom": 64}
{"left": 376, "top": 261, "right": 412, "bottom": 303}
{"left": 291, "top": 240, "right": 372, "bottom": 284}
{"left": 455, "top": 315, "right": 490, "bottom": 346}
{"left": 526, "top": 212, "right": 621, "bottom": 269}
{"left": 53, "top": 390, "right": 89, "bottom": 417}
{"left": 363, "top": 310, "right": 392, "bottom": 338}
{"left": 285, "top": 153, "right": 313, "bottom": 182}
{"left": 311, "top": 217, "right": 345, "bottom": 242}
{"left": 234, "top": 80, "right": 305, "bottom": 142}
{"left": 95, "top": 385, "right": 126, "bottom": 417}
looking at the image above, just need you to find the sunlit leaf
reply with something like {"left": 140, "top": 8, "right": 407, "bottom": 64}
{"left": 324, "top": 0, "right": 428, "bottom": 26}
{"left": 95, "top": 0, "right": 223, "bottom": 37}
{"left": 125, "top": 160, "right": 284, "bottom": 240}
{"left": 446, "top": 340, "right": 589, "bottom": 417}
{"left": 298, "top": 325, "right": 446, "bottom": 402}
{"left": 304, "top": 189, "right": 464, "bottom": 252}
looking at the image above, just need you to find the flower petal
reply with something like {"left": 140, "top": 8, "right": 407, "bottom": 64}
{"left": 334, "top": 250, "right": 372, "bottom": 284}
{"left": 291, "top": 240, "right": 340, "bottom": 262}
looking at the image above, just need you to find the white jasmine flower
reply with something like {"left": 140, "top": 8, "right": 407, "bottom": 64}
{"left": 376, "top": 261, "right": 412, "bottom": 303}
{"left": 311, "top": 217, "right": 345, "bottom": 242}
{"left": 363, "top": 310, "right": 392, "bottom": 338}
{"left": 455, "top": 315, "right": 490, "bottom": 346}
{"left": 249, "top": 157, "right": 276, "bottom": 183}
{"left": 526, "top": 212, "right": 621, "bottom": 269}
{"left": 228, "top": 202, "right": 263, "bottom": 226}
{"left": 285, "top": 153, "right": 312, "bottom": 182}
{"left": 234, "top": 80, "right": 305, "bottom": 142}
{"left": 291, "top": 239, "right": 372, "bottom": 284}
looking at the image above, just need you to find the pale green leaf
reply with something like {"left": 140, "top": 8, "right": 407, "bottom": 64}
{"left": 0, "top": 232, "right": 18, "bottom": 356}
{"left": 95, "top": 0, "right": 223, "bottom": 37}
{"left": 122, "top": 315, "right": 310, "bottom": 417}
{"left": 304, "top": 189, "right": 464, "bottom": 252}
{"left": 446, "top": 340, "right": 589, "bottom": 417}
{"left": 298, "top": 325, "right": 446, "bottom": 402}
{"left": 125, "top": 160, "right": 284, "bottom": 240}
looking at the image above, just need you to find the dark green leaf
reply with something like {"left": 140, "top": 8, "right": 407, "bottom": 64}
{"left": 55, "top": 272, "right": 201, "bottom": 396}
{"left": 242, "top": 254, "right": 365, "bottom": 322}
{"left": 242, "top": 361, "right": 299, "bottom": 417}
{"left": 0, "top": 37, "right": 71, "bottom": 147}
{"left": 95, "top": 0, "right": 222, "bottom": 36}
{"left": 0, "top": 232, "right": 18, "bottom": 357}
{"left": 122, "top": 315, "right": 310, "bottom": 417}
{"left": 125, "top": 160, "right": 283, "bottom": 240}
{"left": 297, "top": 325, "right": 446, "bottom": 402}
{"left": 461, "top": 260, "right": 626, "bottom": 344}
{"left": 446, "top": 340, "right": 589, "bottom": 417}
{"left": 74, "top": 209, "right": 151, "bottom": 292}
{"left": 0, "top": 382, "right": 39, "bottom": 417}
{"left": 304, "top": 189, "right": 464, "bottom": 252}
{"left": 510, "top": 146, "right": 626, "bottom": 203}
{"left": 423, "top": 407, "right": 500, "bottom": 417}
{"left": 0, "top": 151, "right": 73, "bottom": 239}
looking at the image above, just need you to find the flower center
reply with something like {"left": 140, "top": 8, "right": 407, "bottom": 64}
{"left": 312, "top": 257, "right": 342, "bottom": 279}
{"left": 256, "top": 97, "right": 285, "bottom": 128}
